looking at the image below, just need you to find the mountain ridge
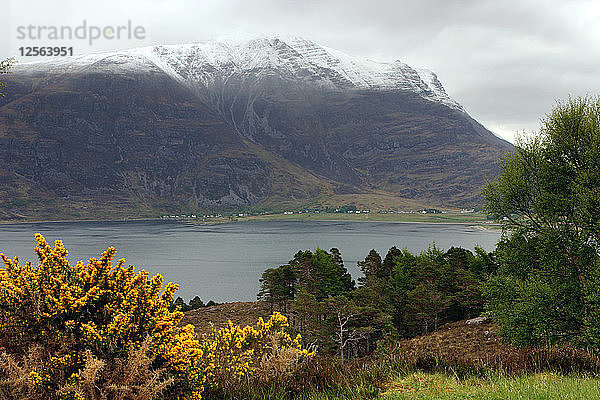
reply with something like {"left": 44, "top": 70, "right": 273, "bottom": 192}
{"left": 0, "top": 35, "right": 512, "bottom": 221}
{"left": 17, "top": 35, "right": 464, "bottom": 110}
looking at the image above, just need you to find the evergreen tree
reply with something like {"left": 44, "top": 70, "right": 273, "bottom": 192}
{"left": 357, "top": 249, "right": 382, "bottom": 286}
{"left": 172, "top": 296, "right": 188, "bottom": 311}
{"left": 258, "top": 264, "right": 296, "bottom": 312}
{"left": 287, "top": 248, "right": 354, "bottom": 300}
{"left": 470, "top": 246, "right": 497, "bottom": 278}
{"left": 382, "top": 246, "right": 402, "bottom": 279}
{"left": 443, "top": 247, "right": 474, "bottom": 270}
{"left": 324, "top": 248, "right": 355, "bottom": 295}
{"left": 188, "top": 296, "right": 204, "bottom": 309}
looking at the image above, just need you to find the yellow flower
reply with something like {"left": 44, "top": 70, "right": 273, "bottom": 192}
{"left": 0, "top": 234, "right": 206, "bottom": 399}
{"left": 28, "top": 371, "right": 42, "bottom": 386}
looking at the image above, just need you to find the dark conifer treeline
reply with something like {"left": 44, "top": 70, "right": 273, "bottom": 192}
{"left": 258, "top": 245, "right": 496, "bottom": 359}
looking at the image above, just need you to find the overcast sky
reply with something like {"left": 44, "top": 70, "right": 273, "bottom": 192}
{"left": 3, "top": 0, "right": 600, "bottom": 142}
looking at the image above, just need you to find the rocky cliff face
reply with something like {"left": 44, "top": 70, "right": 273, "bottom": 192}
{"left": 0, "top": 35, "right": 512, "bottom": 219}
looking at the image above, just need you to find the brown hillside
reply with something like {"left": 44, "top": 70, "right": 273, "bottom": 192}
{"left": 395, "top": 318, "right": 600, "bottom": 374}
{"left": 184, "top": 303, "right": 600, "bottom": 374}
{"left": 182, "top": 301, "right": 271, "bottom": 337}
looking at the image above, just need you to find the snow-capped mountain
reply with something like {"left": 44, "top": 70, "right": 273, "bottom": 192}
{"left": 0, "top": 35, "right": 511, "bottom": 220}
{"left": 147, "top": 36, "right": 462, "bottom": 110}
{"left": 22, "top": 35, "right": 462, "bottom": 110}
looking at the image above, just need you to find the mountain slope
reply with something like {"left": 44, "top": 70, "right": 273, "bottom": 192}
{"left": 0, "top": 35, "right": 512, "bottom": 220}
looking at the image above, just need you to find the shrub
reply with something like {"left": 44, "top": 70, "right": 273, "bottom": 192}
{"left": 0, "top": 235, "right": 314, "bottom": 400}
{"left": 0, "top": 234, "right": 204, "bottom": 399}
{"left": 201, "top": 312, "right": 313, "bottom": 394}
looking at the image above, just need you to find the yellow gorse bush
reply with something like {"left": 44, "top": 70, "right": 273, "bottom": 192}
{"left": 0, "top": 234, "right": 205, "bottom": 399}
{"left": 201, "top": 312, "right": 314, "bottom": 387}
{"left": 0, "top": 234, "right": 313, "bottom": 399}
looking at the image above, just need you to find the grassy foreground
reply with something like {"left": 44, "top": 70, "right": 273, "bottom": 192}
{"left": 206, "top": 370, "right": 600, "bottom": 400}
{"left": 184, "top": 303, "right": 600, "bottom": 399}
{"left": 382, "top": 372, "right": 600, "bottom": 400}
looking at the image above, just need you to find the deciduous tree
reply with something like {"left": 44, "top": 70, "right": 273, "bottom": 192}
{"left": 483, "top": 96, "right": 600, "bottom": 347}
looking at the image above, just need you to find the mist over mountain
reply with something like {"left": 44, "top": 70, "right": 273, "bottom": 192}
{"left": 0, "top": 35, "right": 512, "bottom": 220}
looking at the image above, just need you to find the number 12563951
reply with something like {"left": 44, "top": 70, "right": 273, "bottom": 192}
{"left": 19, "top": 47, "right": 74, "bottom": 56}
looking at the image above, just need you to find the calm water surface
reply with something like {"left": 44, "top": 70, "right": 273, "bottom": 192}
{"left": 0, "top": 220, "right": 501, "bottom": 302}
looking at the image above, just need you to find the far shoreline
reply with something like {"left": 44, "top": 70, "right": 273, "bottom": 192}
{"left": 0, "top": 213, "right": 503, "bottom": 230}
{"left": 0, "top": 217, "right": 164, "bottom": 226}
{"left": 226, "top": 217, "right": 502, "bottom": 230}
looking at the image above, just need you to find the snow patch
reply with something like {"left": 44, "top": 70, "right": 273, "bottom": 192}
{"left": 18, "top": 35, "right": 463, "bottom": 111}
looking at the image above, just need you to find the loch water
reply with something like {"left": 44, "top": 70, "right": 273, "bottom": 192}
{"left": 0, "top": 220, "right": 501, "bottom": 302}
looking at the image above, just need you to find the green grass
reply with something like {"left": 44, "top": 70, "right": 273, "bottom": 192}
{"left": 234, "top": 372, "right": 600, "bottom": 400}
{"left": 382, "top": 372, "right": 600, "bottom": 400}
